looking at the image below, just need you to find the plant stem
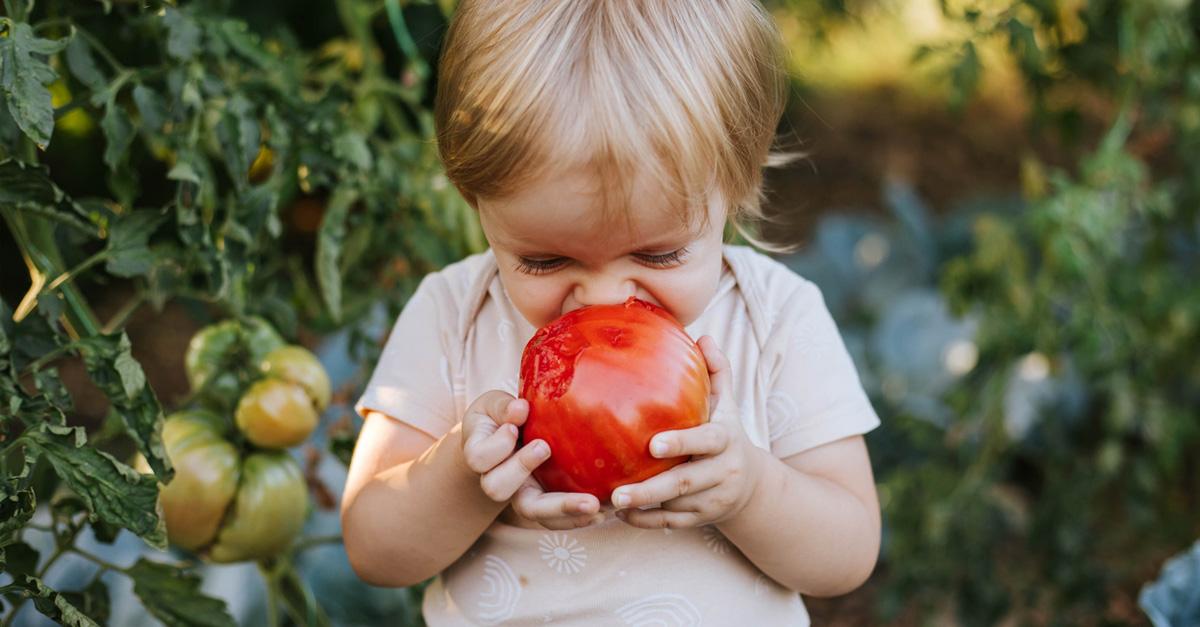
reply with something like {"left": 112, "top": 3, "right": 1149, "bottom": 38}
{"left": 292, "top": 534, "right": 343, "bottom": 554}
{"left": 1, "top": 208, "right": 103, "bottom": 337}
{"left": 70, "top": 547, "right": 129, "bottom": 573}
{"left": 258, "top": 561, "right": 281, "bottom": 627}
{"left": 102, "top": 292, "right": 146, "bottom": 334}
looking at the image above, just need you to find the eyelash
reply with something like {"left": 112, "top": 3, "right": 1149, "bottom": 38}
{"left": 514, "top": 247, "right": 690, "bottom": 276}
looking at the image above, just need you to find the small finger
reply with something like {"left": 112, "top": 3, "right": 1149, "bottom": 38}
{"left": 615, "top": 507, "right": 702, "bottom": 530}
{"left": 478, "top": 439, "right": 552, "bottom": 502}
{"left": 610, "top": 460, "right": 721, "bottom": 509}
{"left": 697, "top": 336, "right": 733, "bottom": 398}
{"left": 463, "top": 422, "right": 521, "bottom": 474}
{"left": 648, "top": 423, "right": 729, "bottom": 459}
{"left": 513, "top": 486, "right": 601, "bottom": 520}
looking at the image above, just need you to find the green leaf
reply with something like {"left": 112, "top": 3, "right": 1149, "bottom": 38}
{"left": 0, "top": 486, "right": 36, "bottom": 543}
{"left": 216, "top": 93, "right": 259, "bottom": 186}
{"left": 77, "top": 333, "right": 172, "bottom": 482}
{"left": 163, "top": 9, "right": 203, "bottom": 61}
{"left": 13, "top": 576, "right": 100, "bottom": 627}
{"left": 0, "top": 541, "right": 39, "bottom": 576}
{"left": 62, "top": 577, "right": 110, "bottom": 626}
{"left": 132, "top": 84, "right": 170, "bottom": 134}
{"left": 0, "top": 23, "right": 69, "bottom": 149}
{"left": 101, "top": 102, "right": 134, "bottom": 169}
{"left": 65, "top": 37, "right": 107, "bottom": 94}
{"left": 0, "top": 296, "right": 12, "bottom": 355}
{"left": 104, "top": 210, "right": 165, "bottom": 278}
{"left": 23, "top": 424, "right": 166, "bottom": 549}
{"left": 316, "top": 186, "right": 359, "bottom": 323}
{"left": 334, "top": 132, "right": 373, "bottom": 171}
{"left": 128, "top": 559, "right": 237, "bottom": 627}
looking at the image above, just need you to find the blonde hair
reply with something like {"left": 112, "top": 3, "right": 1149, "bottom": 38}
{"left": 435, "top": 0, "right": 800, "bottom": 250}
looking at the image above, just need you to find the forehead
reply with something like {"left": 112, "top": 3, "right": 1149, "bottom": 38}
{"left": 478, "top": 166, "right": 706, "bottom": 257}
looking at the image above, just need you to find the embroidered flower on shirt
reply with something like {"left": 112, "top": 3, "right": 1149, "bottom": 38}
{"left": 538, "top": 533, "right": 587, "bottom": 574}
{"left": 702, "top": 525, "right": 732, "bottom": 555}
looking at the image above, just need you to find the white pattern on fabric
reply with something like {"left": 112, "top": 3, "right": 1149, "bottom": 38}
{"left": 702, "top": 525, "right": 732, "bottom": 555}
{"left": 538, "top": 533, "right": 587, "bottom": 574}
{"left": 476, "top": 555, "right": 521, "bottom": 624}
{"left": 615, "top": 594, "right": 703, "bottom": 626}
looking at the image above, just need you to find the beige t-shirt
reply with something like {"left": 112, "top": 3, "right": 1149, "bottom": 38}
{"left": 356, "top": 245, "right": 881, "bottom": 626}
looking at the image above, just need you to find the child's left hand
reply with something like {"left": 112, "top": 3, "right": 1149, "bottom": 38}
{"left": 611, "top": 336, "right": 767, "bottom": 529}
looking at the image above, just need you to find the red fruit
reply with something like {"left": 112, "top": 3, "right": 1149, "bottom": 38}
{"left": 519, "top": 297, "right": 710, "bottom": 503}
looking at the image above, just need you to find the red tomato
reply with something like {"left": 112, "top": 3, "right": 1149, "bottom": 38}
{"left": 519, "top": 297, "right": 710, "bottom": 503}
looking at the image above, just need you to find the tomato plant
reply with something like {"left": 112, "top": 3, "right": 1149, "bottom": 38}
{"left": 519, "top": 297, "right": 710, "bottom": 503}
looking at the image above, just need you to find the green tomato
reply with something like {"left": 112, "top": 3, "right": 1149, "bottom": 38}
{"left": 185, "top": 317, "right": 285, "bottom": 410}
{"left": 260, "top": 345, "right": 332, "bottom": 410}
{"left": 235, "top": 378, "right": 318, "bottom": 449}
{"left": 208, "top": 451, "right": 309, "bottom": 563}
{"left": 137, "top": 410, "right": 240, "bottom": 551}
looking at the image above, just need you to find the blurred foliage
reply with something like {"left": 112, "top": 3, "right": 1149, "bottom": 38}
{"left": 1, "top": 0, "right": 473, "bottom": 623}
{"left": 783, "top": 0, "right": 1199, "bottom": 623}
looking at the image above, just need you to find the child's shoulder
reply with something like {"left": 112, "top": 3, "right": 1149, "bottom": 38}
{"left": 722, "top": 244, "right": 823, "bottom": 312}
{"left": 415, "top": 249, "right": 499, "bottom": 305}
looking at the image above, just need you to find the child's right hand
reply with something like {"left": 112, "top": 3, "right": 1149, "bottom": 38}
{"left": 461, "top": 391, "right": 603, "bottom": 530}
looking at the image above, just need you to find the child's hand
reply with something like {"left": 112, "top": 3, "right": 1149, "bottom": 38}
{"left": 610, "top": 336, "right": 766, "bottom": 529}
{"left": 461, "top": 391, "right": 603, "bottom": 530}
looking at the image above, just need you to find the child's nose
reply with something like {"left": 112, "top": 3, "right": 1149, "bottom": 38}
{"left": 572, "top": 275, "right": 637, "bottom": 308}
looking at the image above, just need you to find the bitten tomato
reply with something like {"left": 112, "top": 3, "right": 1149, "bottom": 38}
{"left": 519, "top": 297, "right": 710, "bottom": 503}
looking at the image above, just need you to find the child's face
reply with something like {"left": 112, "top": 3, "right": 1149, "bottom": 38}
{"left": 478, "top": 166, "right": 726, "bottom": 330}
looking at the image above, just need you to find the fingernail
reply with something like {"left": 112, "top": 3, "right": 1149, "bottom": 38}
{"left": 505, "top": 424, "right": 518, "bottom": 437}
{"left": 534, "top": 441, "right": 550, "bottom": 457}
{"left": 650, "top": 440, "right": 669, "bottom": 457}
{"left": 613, "top": 492, "right": 631, "bottom": 508}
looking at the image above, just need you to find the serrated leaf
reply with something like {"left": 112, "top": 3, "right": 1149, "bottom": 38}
{"left": 216, "top": 93, "right": 259, "bottom": 186}
{"left": 15, "top": 576, "right": 100, "bottom": 627}
{"left": 0, "top": 486, "right": 36, "bottom": 542}
{"left": 132, "top": 84, "right": 169, "bottom": 133}
{"left": 316, "top": 187, "right": 358, "bottom": 323}
{"left": 163, "top": 9, "right": 203, "bottom": 61}
{"left": 0, "top": 23, "right": 69, "bottom": 148}
{"left": 167, "top": 161, "right": 201, "bottom": 184}
{"left": 334, "top": 132, "right": 372, "bottom": 171}
{"left": 104, "top": 210, "right": 165, "bottom": 278}
{"left": 101, "top": 102, "right": 135, "bottom": 169}
{"left": 65, "top": 38, "right": 107, "bottom": 94}
{"left": 76, "top": 333, "right": 172, "bottom": 482}
{"left": 23, "top": 424, "right": 166, "bottom": 548}
{"left": 128, "top": 559, "right": 237, "bottom": 627}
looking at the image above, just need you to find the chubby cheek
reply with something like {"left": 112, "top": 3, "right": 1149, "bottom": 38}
{"left": 501, "top": 272, "right": 574, "bottom": 329}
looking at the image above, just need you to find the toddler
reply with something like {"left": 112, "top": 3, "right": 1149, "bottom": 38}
{"left": 342, "top": 1, "right": 881, "bottom": 624}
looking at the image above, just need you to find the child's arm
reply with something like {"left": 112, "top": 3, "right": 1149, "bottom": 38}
{"left": 341, "top": 392, "right": 605, "bottom": 587}
{"left": 611, "top": 337, "right": 881, "bottom": 597}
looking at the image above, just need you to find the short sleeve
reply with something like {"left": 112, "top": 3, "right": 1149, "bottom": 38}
{"left": 765, "top": 280, "right": 880, "bottom": 459}
{"left": 354, "top": 274, "right": 459, "bottom": 439}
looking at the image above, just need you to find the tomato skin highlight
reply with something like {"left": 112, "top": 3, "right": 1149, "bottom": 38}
{"left": 519, "top": 297, "right": 710, "bottom": 503}
{"left": 235, "top": 378, "right": 319, "bottom": 449}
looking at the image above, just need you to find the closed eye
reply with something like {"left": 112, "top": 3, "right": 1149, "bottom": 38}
{"left": 635, "top": 247, "right": 689, "bottom": 268}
